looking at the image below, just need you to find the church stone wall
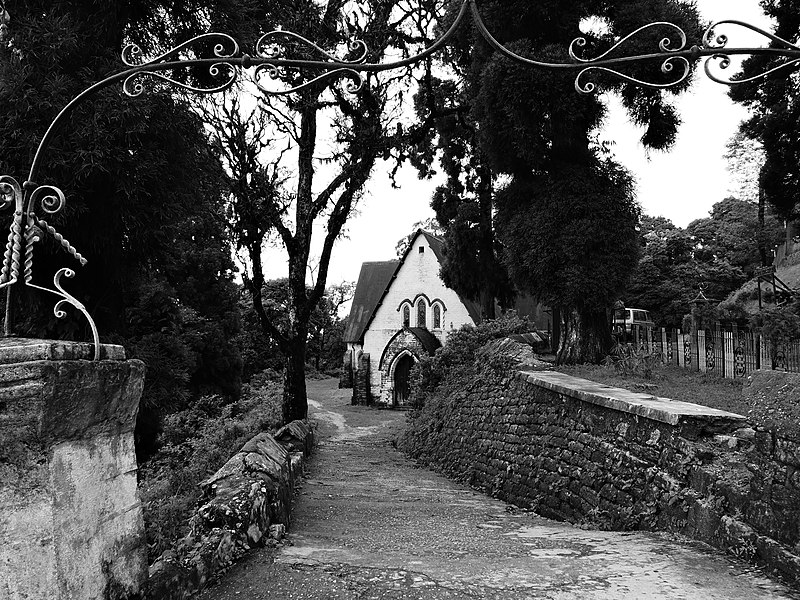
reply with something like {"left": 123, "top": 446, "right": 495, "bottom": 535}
{"left": 376, "top": 330, "right": 429, "bottom": 406}
{"left": 352, "top": 352, "right": 371, "bottom": 406}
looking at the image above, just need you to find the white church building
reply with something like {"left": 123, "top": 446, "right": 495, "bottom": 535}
{"left": 342, "top": 230, "right": 482, "bottom": 407}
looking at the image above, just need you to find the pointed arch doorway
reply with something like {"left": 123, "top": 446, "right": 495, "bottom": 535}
{"left": 393, "top": 353, "right": 415, "bottom": 407}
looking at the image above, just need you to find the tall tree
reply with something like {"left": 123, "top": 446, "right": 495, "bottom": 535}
{"left": 725, "top": 132, "right": 771, "bottom": 265}
{"left": 729, "top": 1, "right": 800, "bottom": 221}
{"left": 411, "top": 75, "right": 513, "bottom": 319}
{"left": 424, "top": 0, "right": 702, "bottom": 363}
{"left": 0, "top": 0, "right": 246, "bottom": 457}
{"left": 687, "top": 196, "right": 783, "bottom": 279}
{"left": 199, "top": 2, "right": 438, "bottom": 421}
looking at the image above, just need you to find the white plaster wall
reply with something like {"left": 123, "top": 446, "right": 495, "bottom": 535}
{"left": 362, "top": 234, "right": 476, "bottom": 401}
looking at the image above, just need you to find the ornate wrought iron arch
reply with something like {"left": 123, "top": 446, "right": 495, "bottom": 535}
{"left": 2, "top": 0, "right": 799, "bottom": 359}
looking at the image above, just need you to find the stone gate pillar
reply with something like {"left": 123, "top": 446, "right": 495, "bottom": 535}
{"left": 0, "top": 339, "right": 147, "bottom": 600}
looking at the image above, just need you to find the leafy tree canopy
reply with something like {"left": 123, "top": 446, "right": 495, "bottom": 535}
{"left": 623, "top": 198, "right": 784, "bottom": 328}
{"left": 729, "top": 0, "right": 800, "bottom": 219}
{"left": 0, "top": 0, "right": 246, "bottom": 459}
{"left": 420, "top": 0, "right": 702, "bottom": 362}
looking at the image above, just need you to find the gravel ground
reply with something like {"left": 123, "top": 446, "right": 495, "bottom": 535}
{"left": 197, "top": 378, "right": 798, "bottom": 600}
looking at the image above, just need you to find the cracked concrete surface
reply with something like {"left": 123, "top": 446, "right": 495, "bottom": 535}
{"left": 197, "top": 378, "right": 798, "bottom": 599}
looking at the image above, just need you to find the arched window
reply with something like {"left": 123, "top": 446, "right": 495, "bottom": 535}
{"left": 417, "top": 301, "right": 426, "bottom": 329}
{"left": 433, "top": 304, "right": 441, "bottom": 329}
{"left": 402, "top": 305, "right": 410, "bottom": 327}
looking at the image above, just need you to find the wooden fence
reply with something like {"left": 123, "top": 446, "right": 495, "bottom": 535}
{"left": 626, "top": 325, "right": 800, "bottom": 379}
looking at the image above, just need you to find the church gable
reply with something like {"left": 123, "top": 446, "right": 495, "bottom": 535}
{"left": 344, "top": 230, "right": 479, "bottom": 408}
{"left": 368, "top": 231, "right": 476, "bottom": 336}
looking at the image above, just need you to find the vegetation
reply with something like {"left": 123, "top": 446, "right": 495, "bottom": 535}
{"left": 410, "top": 313, "right": 533, "bottom": 409}
{"left": 623, "top": 199, "right": 784, "bottom": 329}
{"left": 0, "top": 0, "right": 250, "bottom": 460}
{"left": 138, "top": 371, "right": 283, "bottom": 561}
{"left": 730, "top": 0, "right": 800, "bottom": 221}
{"left": 752, "top": 303, "right": 800, "bottom": 358}
{"left": 412, "top": 0, "right": 703, "bottom": 364}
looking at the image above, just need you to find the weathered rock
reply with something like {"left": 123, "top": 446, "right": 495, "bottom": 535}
{"left": 275, "top": 420, "right": 315, "bottom": 455}
{"left": 144, "top": 419, "right": 314, "bottom": 600}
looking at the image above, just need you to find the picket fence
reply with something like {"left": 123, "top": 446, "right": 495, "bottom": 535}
{"left": 626, "top": 325, "right": 800, "bottom": 379}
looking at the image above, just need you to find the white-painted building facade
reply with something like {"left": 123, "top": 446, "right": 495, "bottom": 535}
{"left": 342, "top": 230, "right": 480, "bottom": 406}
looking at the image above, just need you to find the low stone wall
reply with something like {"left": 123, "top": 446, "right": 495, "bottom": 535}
{"left": 402, "top": 362, "right": 800, "bottom": 586}
{"left": 144, "top": 420, "right": 314, "bottom": 599}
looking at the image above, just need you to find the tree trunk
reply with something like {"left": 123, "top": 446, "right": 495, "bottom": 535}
{"left": 551, "top": 306, "right": 561, "bottom": 355}
{"left": 282, "top": 334, "right": 308, "bottom": 423}
{"left": 479, "top": 288, "right": 495, "bottom": 321}
{"left": 758, "top": 181, "right": 768, "bottom": 266}
{"left": 557, "top": 306, "right": 612, "bottom": 365}
{"left": 315, "top": 329, "right": 323, "bottom": 371}
{"left": 477, "top": 158, "right": 497, "bottom": 320}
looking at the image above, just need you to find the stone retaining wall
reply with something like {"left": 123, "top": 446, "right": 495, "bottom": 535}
{"left": 403, "top": 364, "right": 800, "bottom": 586}
{"left": 144, "top": 420, "right": 314, "bottom": 599}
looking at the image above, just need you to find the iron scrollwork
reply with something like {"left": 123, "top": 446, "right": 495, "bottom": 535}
{"left": 0, "top": 176, "right": 98, "bottom": 359}
{"left": 121, "top": 33, "right": 241, "bottom": 97}
{"left": 6, "top": 0, "right": 800, "bottom": 358}
{"left": 734, "top": 339, "right": 747, "bottom": 379}
{"left": 705, "top": 336, "right": 716, "bottom": 371}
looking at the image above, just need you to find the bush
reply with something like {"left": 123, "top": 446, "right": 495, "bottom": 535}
{"left": 410, "top": 313, "right": 534, "bottom": 409}
{"left": 752, "top": 303, "right": 800, "bottom": 355}
{"left": 138, "top": 371, "right": 283, "bottom": 562}
{"left": 603, "top": 343, "right": 664, "bottom": 378}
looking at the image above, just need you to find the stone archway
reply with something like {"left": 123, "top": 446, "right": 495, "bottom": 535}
{"left": 392, "top": 352, "right": 415, "bottom": 407}
{"left": 378, "top": 328, "right": 441, "bottom": 406}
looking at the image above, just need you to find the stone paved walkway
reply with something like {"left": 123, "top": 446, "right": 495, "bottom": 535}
{"left": 198, "top": 378, "right": 798, "bottom": 599}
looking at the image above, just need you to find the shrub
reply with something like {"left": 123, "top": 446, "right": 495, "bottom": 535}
{"left": 410, "top": 313, "right": 534, "bottom": 409}
{"left": 752, "top": 303, "right": 800, "bottom": 359}
{"left": 138, "top": 372, "right": 283, "bottom": 561}
{"left": 603, "top": 343, "right": 664, "bottom": 378}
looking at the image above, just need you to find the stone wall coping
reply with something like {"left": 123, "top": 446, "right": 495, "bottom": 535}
{"left": 519, "top": 370, "right": 747, "bottom": 427}
{"left": 0, "top": 338, "right": 125, "bottom": 363}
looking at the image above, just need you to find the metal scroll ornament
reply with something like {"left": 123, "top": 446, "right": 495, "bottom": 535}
{"left": 121, "top": 33, "right": 241, "bottom": 97}
{"left": 0, "top": 176, "right": 98, "bottom": 359}
{"left": 108, "top": 0, "right": 800, "bottom": 101}
{"left": 253, "top": 30, "right": 368, "bottom": 95}
{"left": 8, "top": 0, "right": 800, "bottom": 359}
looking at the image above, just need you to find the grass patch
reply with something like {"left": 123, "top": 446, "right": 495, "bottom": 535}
{"left": 557, "top": 363, "right": 748, "bottom": 416}
{"left": 138, "top": 370, "right": 283, "bottom": 562}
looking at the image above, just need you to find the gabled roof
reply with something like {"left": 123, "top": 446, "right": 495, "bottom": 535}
{"left": 407, "top": 327, "right": 442, "bottom": 355}
{"left": 419, "top": 231, "right": 481, "bottom": 324}
{"left": 343, "top": 229, "right": 482, "bottom": 344}
{"left": 343, "top": 260, "right": 399, "bottom": 343}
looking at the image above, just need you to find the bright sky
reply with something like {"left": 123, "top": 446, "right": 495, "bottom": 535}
{"left": 260, "top": 0, "right": 775, "bottom": 288}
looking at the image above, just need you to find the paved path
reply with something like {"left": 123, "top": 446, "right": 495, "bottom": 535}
{"left": 199, "top": 378, "right": 797, "bottom": 599}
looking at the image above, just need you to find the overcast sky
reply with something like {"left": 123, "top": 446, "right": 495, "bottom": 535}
{"left": 259, "top": 0, "right": 774, "bottom": 287}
